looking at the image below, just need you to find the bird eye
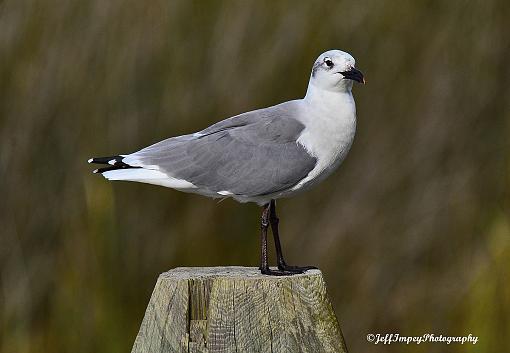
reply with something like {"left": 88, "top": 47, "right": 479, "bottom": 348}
{"left": 324, "top": 57, "right": 334, "bottom": 68}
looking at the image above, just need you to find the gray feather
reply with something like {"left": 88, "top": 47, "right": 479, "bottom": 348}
{"left": 124, "top": 101, "right": 317, "bottom": 196}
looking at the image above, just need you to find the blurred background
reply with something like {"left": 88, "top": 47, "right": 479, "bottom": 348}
{"left": 1, "top": 0, "right": 509, "bottom": 352}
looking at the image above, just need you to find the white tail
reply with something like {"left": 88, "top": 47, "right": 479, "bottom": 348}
{"left": 102, "top": 168, "right": 197, "bottom": 189}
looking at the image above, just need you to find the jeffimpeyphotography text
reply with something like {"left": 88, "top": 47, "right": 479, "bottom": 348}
{"left": 366, "top": 333, "right": 479, "bottom": 345}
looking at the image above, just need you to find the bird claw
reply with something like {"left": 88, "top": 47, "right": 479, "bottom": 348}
{"left": 259, "top": 267, "right": 302, "bottom": 276}
{"left": 277, "top": 264, "right": 317, "bottom": 273}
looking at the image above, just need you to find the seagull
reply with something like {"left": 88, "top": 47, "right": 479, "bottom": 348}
{"left": 89, "top": 49, "right": 364, "bottom": 276}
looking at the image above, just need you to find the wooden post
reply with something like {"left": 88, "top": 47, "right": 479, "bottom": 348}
{"left": 131, "top": 267, "right": 348, "bottom": 353}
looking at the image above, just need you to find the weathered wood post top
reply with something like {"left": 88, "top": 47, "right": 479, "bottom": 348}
{"left": 132, "top": 267, "right": 348, "bottom": 353}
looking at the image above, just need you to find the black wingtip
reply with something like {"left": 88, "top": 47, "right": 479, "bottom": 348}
{"left": 91, "top": 163, "right": 141, "bottom": 175}
{"left": 89, "top": 155, "right": 141, "bottom": 174}
{"left": 94, "top": 166, "right": 121, "bottom": 174}
{"left": 88, "top": 155, "right": 123, "bottom": 165}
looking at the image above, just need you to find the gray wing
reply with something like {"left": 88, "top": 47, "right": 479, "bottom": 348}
{"left": 124, "top": 101, "right": 317, "bottom": 196}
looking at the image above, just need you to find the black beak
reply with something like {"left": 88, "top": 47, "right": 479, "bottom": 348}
{"left": 340, "top": 67, "right": 365, "bottom": 84}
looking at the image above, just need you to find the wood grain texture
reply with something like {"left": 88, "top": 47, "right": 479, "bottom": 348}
{"left": 131, "top": 267, "right": 348, "bottom": 353}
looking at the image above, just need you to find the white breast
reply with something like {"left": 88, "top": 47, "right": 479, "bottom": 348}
{"left": 291, "top": 92, "right": 357, "bottom": 192}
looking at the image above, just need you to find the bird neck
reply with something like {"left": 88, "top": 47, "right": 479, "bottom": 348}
{"left": 303, "top": 81, "right": 354, "bottom": 115}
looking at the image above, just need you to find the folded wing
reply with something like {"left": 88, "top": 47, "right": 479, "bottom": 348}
{"left": 114, "top": 102, "right": 317, "bottom": 197}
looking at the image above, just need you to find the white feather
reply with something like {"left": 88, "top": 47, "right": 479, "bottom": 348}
{"left": 288, "top": 88, "right": 356, "bottom": 193}
{"left": 102, "top": 169, "right": 197, "bottom": 189}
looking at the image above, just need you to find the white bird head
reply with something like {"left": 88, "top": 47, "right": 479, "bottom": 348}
{"left": 310, "top": 50, "right": 365, "bottom": 92}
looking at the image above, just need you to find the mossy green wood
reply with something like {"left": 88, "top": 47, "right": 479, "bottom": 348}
{"left": 131, "top": 267, "right": 348, "bottom": 353}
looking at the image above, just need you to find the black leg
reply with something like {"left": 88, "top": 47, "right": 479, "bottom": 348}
{"left": 269, "top": 200, "right": 317, "bottom": 273}
{"left": 259, "top": 203, "right": 270, "bottom": 272}
{"left": 259, "top": 203, "right": 296, "bottom": 276}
